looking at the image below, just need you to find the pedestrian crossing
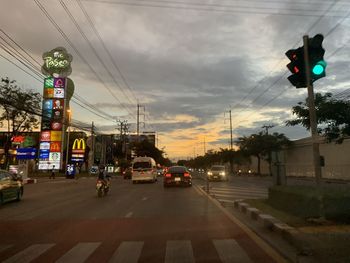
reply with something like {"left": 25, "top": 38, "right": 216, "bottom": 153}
{"left": 0, "top": 239, "right": 254, "bottom": 263}
{"left": 208, "top": 185, "right": 268, "bottom": 204}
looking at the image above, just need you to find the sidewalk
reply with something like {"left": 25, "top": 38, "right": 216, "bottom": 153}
{"left": 235, "top": 200, "right": 350, "bottom": 263}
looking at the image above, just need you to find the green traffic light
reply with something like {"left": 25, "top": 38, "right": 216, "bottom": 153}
{"left": 312, "top": 60, "right": 327, "bottom": 75}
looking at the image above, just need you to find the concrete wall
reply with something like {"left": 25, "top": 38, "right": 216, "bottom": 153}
{"left": 284, "top": 137, "right": 350, "bottom": 180}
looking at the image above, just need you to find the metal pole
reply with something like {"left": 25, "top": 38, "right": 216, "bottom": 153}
{"left": 229, "top": 110, "right": 233, "bottom": 150}
{"left": 65, "top": 109, "right": 71, "bottom": 174}
{"left": 303, "top": 35, "right": 322, "bottom": 185}
{"left": 137, "top": 104, "right": 140, "bottom": 141}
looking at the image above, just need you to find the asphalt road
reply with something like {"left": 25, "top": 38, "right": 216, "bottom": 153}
{"left": 0, "top": 176, "right": 286, "bottom": 263}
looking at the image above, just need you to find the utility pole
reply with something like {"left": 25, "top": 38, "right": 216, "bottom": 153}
{"left": 262, "top": 124, "right": 274, "bottom": 135}
{"left": 225, "top": 110, "right": 233, "bottom": 150}
{"left": 136, "top": 104, "right": 145, "bottom": 142}
{"left": 89, "top": 121, "right": 95, "bottom": 168}
{"left": 203, "top": 137, "right": 206, "bottom": 155}
{"left": 304, "top": 35, "right": 322, "bottom": 185}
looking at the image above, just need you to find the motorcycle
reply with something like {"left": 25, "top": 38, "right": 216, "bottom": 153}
{"left": 96, "top": 179, "right": 109, "bottom": 197}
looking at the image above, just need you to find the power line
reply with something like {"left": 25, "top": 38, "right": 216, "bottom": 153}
{"left": 59, "top": 0, "right": 137, "bottom": 109}
{"left": 0, "top": 28, "right": 119, "bottom": 121}
{"left": 80, "top": 0, "right": 349, "bottom": 18}
{"left": 77, "top": 0, "right": 138, "bottom": 103}
{"left": 33, "top": 0, "right": 136, "bottom": 119}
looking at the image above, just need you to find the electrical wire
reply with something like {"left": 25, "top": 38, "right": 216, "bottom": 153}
{"left": 77, "top": 0, "right": 138, "bottom": 103}
{"left": 33, "top": 0, "right": 136, "bottom": 119}
{"left": 80, "top": 0, "right": 348, "bottom": 18}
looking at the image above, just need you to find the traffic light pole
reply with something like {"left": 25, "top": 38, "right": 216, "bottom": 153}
{"left": 303, "top": 35, "right": 322, "bottom": 185}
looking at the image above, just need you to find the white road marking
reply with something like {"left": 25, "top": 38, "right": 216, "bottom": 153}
{"left": 210, "top": 187, "right": 268, "bottom": 194}
{"left": 165, "top": 240, "right": 195, "bottom": 263}
{"left": 142, "top": 197, "right": 148, "bottom": 201}
{"left": 193, "top": 185, "right": 203, "bottom": 196}
{"left": 125, "top": 212, "right": 133, "bottom": 218}
{"left": 213, "top": 239, "right": 253, "bottom": 263}
{"left": 3, "top": 243, "right": 54, "bottom": 263}
{"left": 55, "top": 242, "right": 100, "bottom": 263}
{"left": 109, "top": 241, "right": 144, "bottom": 263}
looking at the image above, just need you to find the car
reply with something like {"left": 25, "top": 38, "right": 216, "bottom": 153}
{"left": 156, "top": 168, "right": 164, "bottom": 177}
{"left": 163, "top": 166, "right": 192, "bottom": 187}
{"left": 132, "top": 156, "right": 157, "bottom": 183}
{"left": 0, "top": 170, "right": 23, "bottom": 205}
{"left": 207, "top": 165, "right": 228, "bottom": 181}
{"left": 123, "top": 167, "right": 132, "bottom": 179}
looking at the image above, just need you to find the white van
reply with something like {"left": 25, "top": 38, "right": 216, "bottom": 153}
{"left": 132, "top": 157, "right": 157, "bottom": 183}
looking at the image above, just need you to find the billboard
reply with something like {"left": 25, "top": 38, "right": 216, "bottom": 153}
{"left": 38, "top": 77, "right": 66, "bottom": 170}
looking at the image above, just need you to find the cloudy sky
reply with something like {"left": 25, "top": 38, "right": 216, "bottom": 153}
{"left": 1, "top": 0, "right": 350, "bottom": 159}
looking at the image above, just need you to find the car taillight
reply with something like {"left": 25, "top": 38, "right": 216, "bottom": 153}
{"left": 165, "top": 173, "right": 172, "bottom": 178}
{"left": 184, "top": 173, "right": 190, "bottom": 177}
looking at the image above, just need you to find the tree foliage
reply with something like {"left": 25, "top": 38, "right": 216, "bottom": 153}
{"left": 0, "top": 77, "right": 42, "bottom": 168}
{"left": 0, "top": 77, "right": 41, "bottom": 134}
{"left": 236, "top": 132, "right": 290, "bottom": 175}
{"left": 178, "top": 148, "right": 250, "bottom": 171}
{"left": 133, "top": 139, "right": 171, "bottom": 166}
{"left": 286, "top": 92, "right": 350, "bottom": 143}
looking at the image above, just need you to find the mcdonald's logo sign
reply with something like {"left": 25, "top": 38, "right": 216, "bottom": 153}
{"left": 50, "top": 142, "right": 61, "bottom": 152}
{"left": 72, "top": 138, "right": 86, "bottom": 154}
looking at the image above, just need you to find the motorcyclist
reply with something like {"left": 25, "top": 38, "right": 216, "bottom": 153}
{"left": 98, "top": 164, "right": 108, "bottom": 187}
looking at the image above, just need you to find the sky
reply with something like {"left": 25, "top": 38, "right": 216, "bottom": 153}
{"left": 1, "top": 0, "right": 350, "bottom": 160}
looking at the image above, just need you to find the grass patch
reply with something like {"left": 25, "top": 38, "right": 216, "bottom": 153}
{"left": 244, "top": 198, "right": 312, "bottom": 227}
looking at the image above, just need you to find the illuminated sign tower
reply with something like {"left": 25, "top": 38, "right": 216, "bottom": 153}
{"left": 38, "top": 47, "right": 73, "bottom": 170}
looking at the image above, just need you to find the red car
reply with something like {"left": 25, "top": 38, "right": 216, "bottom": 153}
{"left": 163, "top": 166, "right": 192, "bottom": 187}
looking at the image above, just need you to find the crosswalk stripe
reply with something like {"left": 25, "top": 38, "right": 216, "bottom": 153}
{"left": 216, "top": 199, "right": 236, "bottom": 203}
{"left": 55, "top": 242, "right": 100, "bottom": 263}
{"left": 3, "top": 244, "right": 54, "bottom": 263}
{"left": 165, "top": 240, "right": 195, "bottom": 263}
{"left": 109, "top": 241, "right": 143, "bottom": 263}
{"left": 213, "top": 239, "right": 253, "bottom": 263}
{"left": 0, "top": 245, "right": 12, "bottom": 253}
{"left": 210, "top": 186, "right": 268, "bottom": 190}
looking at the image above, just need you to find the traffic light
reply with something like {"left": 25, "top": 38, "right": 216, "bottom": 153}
{"left": 309, "top": 34, "right": 326, "bottom": 82}
{"left": 285, "top": 47, "right": 306, "bottom": 88}
{"left": 286, "top": 34, "right": 326, "bottom": 88}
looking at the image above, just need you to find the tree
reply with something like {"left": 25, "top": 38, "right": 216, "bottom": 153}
{"left": 286, "top": 92, "right": 350, "bottom": 143}
{"left": 236, "top": 132, "right": 290, "bottom": 175}
{"left": 133, "top": 139, "right": 170, "bottom": 166}
{"left": 0, "top": 77, "right": 41, "bottom": 168}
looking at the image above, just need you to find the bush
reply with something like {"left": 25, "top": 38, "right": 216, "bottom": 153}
{"left": 268, "top": 185, "right": 350, "bottom": 221}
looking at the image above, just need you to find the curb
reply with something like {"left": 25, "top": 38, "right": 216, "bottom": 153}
{"left": 233, "top": 200, "right": 313, "bottom": 256}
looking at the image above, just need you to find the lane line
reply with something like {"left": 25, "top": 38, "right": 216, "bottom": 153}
{"left": 109, "top": 241, "right": 144, "bottom": 263}
{"left": 125, "top": 212, "right": 133, "bottom": 218}
{"left": 213, "top": 239, "right": 253, "bottom": 263}
{"left": 210, "top": 186, "right": 268, "bottom": 192}
{"left": 193, "top": 184, "right": 203, "bottom": 196}
{"left": 165, "top": 240, "right": 195, "bottom": 263}
{"left": 55, "top": 242, "right": 100, "bottom": 263}
{"left": 142, "top": 197, "right": 148, "bottom": 201}
{"left": 3, "top": 243, "right": 55, "bottom": 263}
{"left": 195, "top": 185, "right": 288, "bottom": 263}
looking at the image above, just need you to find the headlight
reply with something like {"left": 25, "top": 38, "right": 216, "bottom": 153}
{"left": 219, "top": 172, "right": 225, "bottom": 176}
{"left": 207, "top": 172, "right": 212, "bottom": 175}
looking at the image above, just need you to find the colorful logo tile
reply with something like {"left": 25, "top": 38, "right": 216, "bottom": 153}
{"left": 54, "top": 78, "right": 66, "bottom": 88}
{"left": 52, "top": 99, "right": 64, "bottom": 110}
{"left": 44, "top": 77, "right": 54, "bottom": 88}
{"left": 51, "top": 122, "right": 63, "bottom": 131}
{"left": 40, "top": 131, "right": 51, "bottom": 142}
{"left": 51, "top": 131, "right": 62, "bottom": 141}
{"left": 50, "top": 142, "right": 61, "bottom": 152}
{"left": 54, "top": 88, "right": 64, "bottom": 98}
{"left": 40, "top": 142, "right": 50, "bottom": 150}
